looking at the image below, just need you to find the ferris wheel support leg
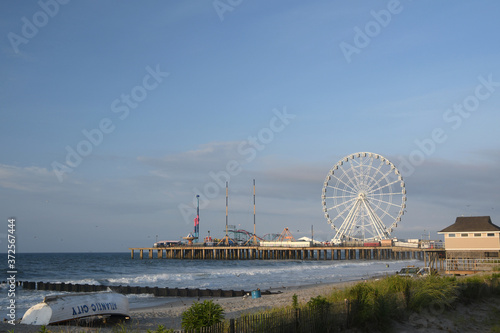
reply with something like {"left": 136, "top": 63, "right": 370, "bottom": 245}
{"left": 332, "top": 199, "right": 360, "bottom": 243}
{"left": 362, "top": 199, "right": 390, "bottom": 240}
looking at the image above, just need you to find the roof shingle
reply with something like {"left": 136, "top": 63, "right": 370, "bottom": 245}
{"left": 439, "top": 216, "right": 500, "bottom": 233}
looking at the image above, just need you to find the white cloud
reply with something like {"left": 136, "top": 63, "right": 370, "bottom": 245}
{"left": 2, "top": 144, "right": 499, "bottom": 252}
{"left": 0, "top": 164, "right": 57, "bottom": 192}
{"left": 138, "top": 141, "right": 244, "bottom": 180}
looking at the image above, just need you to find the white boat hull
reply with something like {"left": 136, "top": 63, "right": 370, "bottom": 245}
{"left": 21, "top": 292, "right": 130, "bottom": 325}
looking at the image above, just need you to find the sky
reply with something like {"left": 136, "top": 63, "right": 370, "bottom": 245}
{"left": 1, "top": 0, "right": 499, "bottom": 253}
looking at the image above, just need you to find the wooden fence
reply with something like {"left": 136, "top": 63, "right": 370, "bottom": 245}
{"left": 182, "top": 302, "right": 350, "bottom": 333}
{"left": 445, "top": 258, "right": 500, "bottom": 273}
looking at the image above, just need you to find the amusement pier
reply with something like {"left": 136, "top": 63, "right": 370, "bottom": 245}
{"left": 128, "top": 242, "right": 446, "bottom": 272}
{"left": 129, "top": 153, "right": 500, "bottom": 276}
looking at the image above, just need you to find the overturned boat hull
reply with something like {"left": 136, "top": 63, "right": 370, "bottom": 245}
{"left": 21, "top": 292, "right": 130, "bottom": 325}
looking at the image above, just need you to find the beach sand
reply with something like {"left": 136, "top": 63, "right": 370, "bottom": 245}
{"left": 126, "top": 281, "right": 359, "bottom": 332}
{"left": 4, "top": 278, "right": 500, "bottom": 332}
{"left": 1, "top": 280, "right": 357, "bottom": 332}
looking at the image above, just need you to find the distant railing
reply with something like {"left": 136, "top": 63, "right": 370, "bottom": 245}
{"left": 445, "top": 258, "right": 500, "bottom": 272}
{"left": 420, "top": 241, "right": 445, "bottom": 249}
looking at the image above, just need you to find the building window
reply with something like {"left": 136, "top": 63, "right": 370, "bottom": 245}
{"left": 487, "top": 233, "right": 495, "bottom": 237}
{"left": 474, "top": 233, "right": 481, "bottom": 237}
{"left": 461, "top": 233, "right": 469, "bottom": 237}
{"left": 448, "top": 234, "right": 455, "bottom": 237}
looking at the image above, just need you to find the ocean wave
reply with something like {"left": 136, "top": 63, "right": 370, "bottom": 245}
{"left": 2, "top": 253, "right": 424, "bottom": 321}
{"left": 107, "top": 273, "right": 195, "bottom": 286}
{"left": 65, "top": 278, "right": 101, "bottom": 285}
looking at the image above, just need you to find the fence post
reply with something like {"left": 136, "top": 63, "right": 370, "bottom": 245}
{"left": 295, "top": 308, "right": 300, "bottom": 332}
{"left": 229, "top": 318, "right": 235, "bottom": 333}
{"left": 345, "top": 298, "right": 350, "bottom": 329}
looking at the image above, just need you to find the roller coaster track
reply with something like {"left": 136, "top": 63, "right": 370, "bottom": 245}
{"left": 226, "top": 228, "right": 277, "bottom": 241}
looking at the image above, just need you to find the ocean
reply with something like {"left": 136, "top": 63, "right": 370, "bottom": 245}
{"left": 1, "top": 252, "right": 421, "bottom": 321}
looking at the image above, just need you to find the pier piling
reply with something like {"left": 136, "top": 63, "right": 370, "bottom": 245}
{"left": 128, "top": 245, "right": 445, "bottom": 271}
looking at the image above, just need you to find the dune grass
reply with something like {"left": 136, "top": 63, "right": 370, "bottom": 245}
{"left": 34, "top": 273, "right": 500, "bottom": 332}
{"left": 244, "top": 273, "right": 500, "bottom": 332}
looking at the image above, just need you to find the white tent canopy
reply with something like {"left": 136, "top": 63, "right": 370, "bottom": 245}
{"left": 297, "top": 236, "right": 322, "bottom": 244}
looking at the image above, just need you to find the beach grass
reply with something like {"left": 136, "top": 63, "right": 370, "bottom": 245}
{"left": 234, "top": 273, "right": 500, "bottom": 332}
{"left": 180, "top": 300, "right": 224, "bottom": 330}
{"left": 8, "top": 273, "right": 500, "bottom": 332}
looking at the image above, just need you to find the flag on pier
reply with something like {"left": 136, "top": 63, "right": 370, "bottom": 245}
{"left": 194, "top": 215, "right": 199, "bottom": 242}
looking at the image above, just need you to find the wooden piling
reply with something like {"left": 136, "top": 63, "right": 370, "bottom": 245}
{"left": 128, "top": 246, "right": 444, "bottom": 271}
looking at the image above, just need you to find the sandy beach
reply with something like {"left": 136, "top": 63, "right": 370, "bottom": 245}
{"left": 4, "top": 278, "right": 500, "bottom": 332}
{"left": 2, "top": 280, "right": 357, "bottom": 332}
{"left": 127, "top": 281, "right": 359, "bottom": 332}
{"left": 120, "top": 280, "right": 500, "bottom": 333}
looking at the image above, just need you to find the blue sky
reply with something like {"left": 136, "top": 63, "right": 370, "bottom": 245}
{"left": 1, "top": 0, "right": 499, "bottom": 252}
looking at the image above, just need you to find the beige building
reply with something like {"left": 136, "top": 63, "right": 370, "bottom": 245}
{"left": 439, "top": 216, "right": 500, "bottom": 273}
{"left": 438, "top": 216, "right": 500, "bottom": 256}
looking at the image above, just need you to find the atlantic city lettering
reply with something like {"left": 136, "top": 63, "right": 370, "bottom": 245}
{"left": 71, "top": 302, "right": 118, "bottom": 316}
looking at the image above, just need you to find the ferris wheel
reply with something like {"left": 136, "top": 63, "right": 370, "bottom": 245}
{"left": 321, "top": 152, "right": 406, "bottom": 244}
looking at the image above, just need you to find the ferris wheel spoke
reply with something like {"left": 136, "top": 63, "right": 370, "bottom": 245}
{"left": 367, "top": 168, "right": 394, "bottom": 192}
{"left": 366, "top": 196, "right": 400, "bottom": 208}
{"left": 332, "top": 175, "right": 359, "bottom": 194}
{"left": 367, "top": 179, "right": 400, "bottom": 194}
{"left": 368, "top": 191, "right": 399, "bottom": 197}
{"left": 326, "top": 196, "right": 357, "bottom": 212}
{"left": 358, "top": 160, "right": 372, "bottom": 184}
{"left": 372, "top": 204, "right": 398, "bottom": 221}
{"left": 330, "top": 198, "right": 359, "bottom": 223}
{"left": 359, "top": 166, "right": 371, "bottom": 189}
{"left": 366, "top": 155, "right": 375, "bottom": 171}
{"left": 366, "top": 158, "right": 376, "bottom": 187}
{"left": 384, "top": 211, "right": 397, "bottom": 221}
{"left": 336, "top": 199, "right": 361, "bottom": 237}
{"left": 342, "top": 168, "right": 363, "bottom": 193}
{"left": 362, "top": 200, "right": 390, "bottom": 239}
{"left": 365, "top": 161, "right": 385, "bottom": 189}
{"left": 348, "top": 163, "right": 364, "bottom": 191}
{"left": 347, "top": 207, "right": 367, "bottom": 237}
{"left": 358, "top": 157, "right": 374, "bottom": 188}
{"left": 326, "top": 194, "right": 357, "bottom": 200}
{"left": 326, "top": 185, "right": 358, "bottom": 196}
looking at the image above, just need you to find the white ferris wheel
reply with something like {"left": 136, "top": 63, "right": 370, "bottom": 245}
{"left": 322, "top": 152, "right": 406, "bottom": 244}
